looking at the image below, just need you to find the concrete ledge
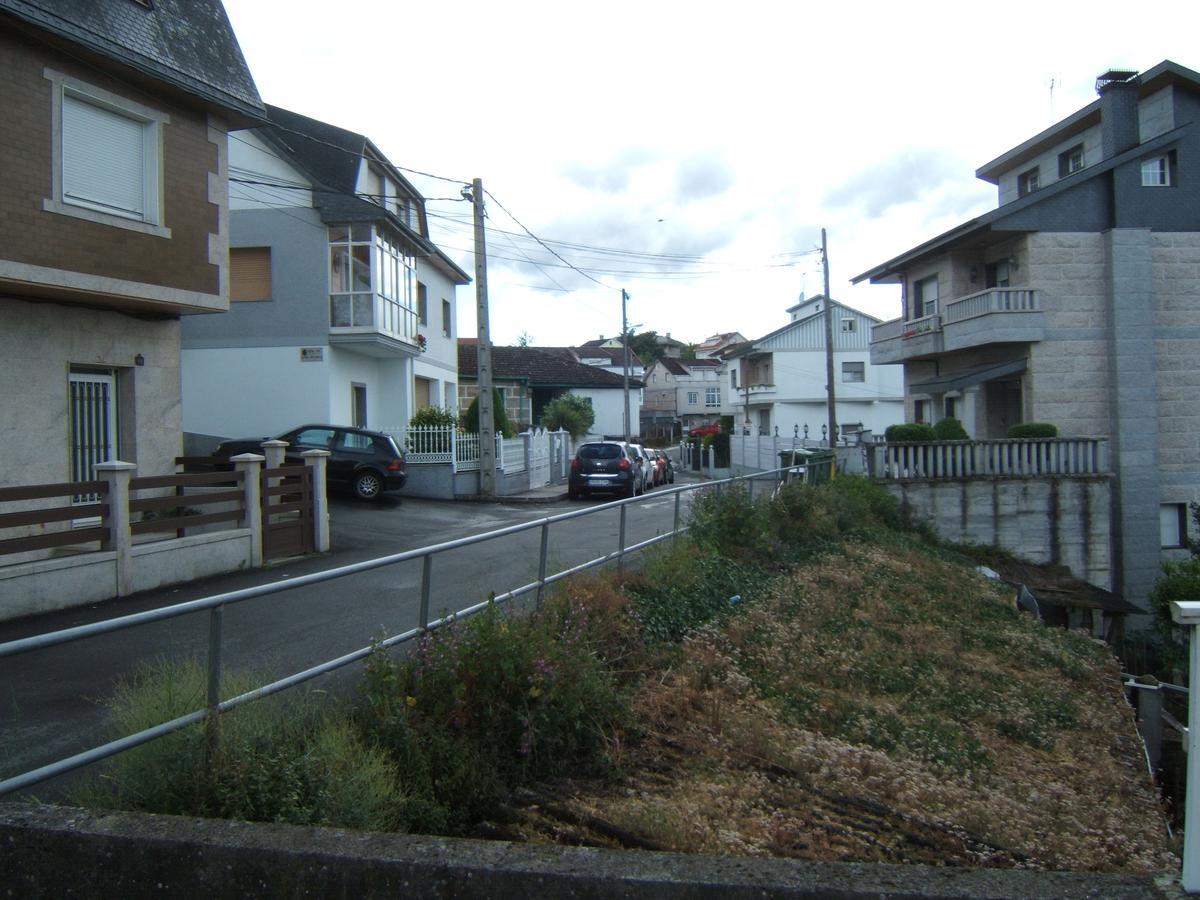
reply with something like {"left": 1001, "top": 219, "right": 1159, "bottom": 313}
{"left": 0, "top": 803, "right": 1170, "bottom": 899}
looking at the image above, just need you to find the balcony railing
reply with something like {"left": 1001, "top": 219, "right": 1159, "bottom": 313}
{"left": 943, "top": 288, "right": 1039, "bottom": 325}
{"left": 871, "top": 437, "right": 1108, "bottom": 480}
{"left": 329, "top": 292, "right": 419, "bottom": 347}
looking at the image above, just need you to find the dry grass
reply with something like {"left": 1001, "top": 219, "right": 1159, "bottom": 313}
{"left": 503, "top": 541, "right": 1175, "bottom": 872}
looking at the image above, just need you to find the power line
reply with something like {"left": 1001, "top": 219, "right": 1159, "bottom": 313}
{"left": 482, "top": 188, "right": 612, "bottom": 289}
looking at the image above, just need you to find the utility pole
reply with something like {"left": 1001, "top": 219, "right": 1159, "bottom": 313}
{"left": 621, "top": 288, "right": 631, "bottom": 442}
{"left": 471, "top": 178, "right": 497, "bottom": 496}
{"left": 821, "top": 228, "right": 838, "bottom": 448}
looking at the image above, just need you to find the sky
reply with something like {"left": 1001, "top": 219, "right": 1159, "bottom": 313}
{"left": 221, "top": 0, "right": 1200, "bottom": 348}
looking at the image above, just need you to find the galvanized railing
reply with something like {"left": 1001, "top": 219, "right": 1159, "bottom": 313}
{"left": 0, "top": 467, "right": 793, "bottom": 798}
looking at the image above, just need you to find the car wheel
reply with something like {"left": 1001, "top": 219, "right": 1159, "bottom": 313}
{"left": 568, "top": 488, "right": 580, "bottom": 500}
{"left": 353, "top": 470, "right": 384, "bottom": 500}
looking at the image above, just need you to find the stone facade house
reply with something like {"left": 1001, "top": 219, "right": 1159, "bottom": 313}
{"left": 0, "top": 0, "right": 264, "bottom": 487}
{"left": 721, "top": 296, "right": 903, "bottom": 439}
{"left": 181, "top": 105, "right": 469, "bottom": 448}
{"left": 854, "top": 60, "right": 1200, "bottom": 610}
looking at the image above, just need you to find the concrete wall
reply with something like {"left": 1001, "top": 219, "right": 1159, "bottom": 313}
{"left": 881, "top": 476, "right": 1113, "bottom": 591}
{"left": 0, "top": 530, "right": 253, "bottom": 621}
{"left": 0, "top": 301, "right": 183, "bottom": 486}
{"left": 0, "top": 804, "right": 1164, "bottom": 900}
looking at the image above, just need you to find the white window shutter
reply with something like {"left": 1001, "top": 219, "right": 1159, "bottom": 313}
{"left": 62, "top": 94, "right": 145, "bottom": 218}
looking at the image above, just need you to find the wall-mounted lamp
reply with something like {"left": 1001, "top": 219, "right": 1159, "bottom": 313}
{"left": 134, "top": 354, "right": 145, "bottom": 367}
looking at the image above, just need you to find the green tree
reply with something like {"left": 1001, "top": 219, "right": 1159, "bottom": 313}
{"left": 462, "top": 388, "right": 514, "bottom": 436}
{"left": 540, "top": 393, "right": 595, "bottom": 439}
{"left": 516, "top": 331, "right": 534, "bottom": 348}
{"left": 680, "top": 343, "right": 697, "bottom": 360}
{"left": 626, "top": 330, "right": 662, "bottom": 366}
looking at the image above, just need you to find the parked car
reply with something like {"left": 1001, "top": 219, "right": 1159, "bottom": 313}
{"left": 568, "top": 441, "right": 642, "bottom": 499}
{"left": 628, "top": 443, "right": 655, "bottom": 491}
{"left": 653, "top": 449, "right": 675, "bottom": 485}
{"left": 214, "top": 424, "right": 406, "bottom": 500}
{"left": 688, "top": 424, "right": 721, "bottom": 438}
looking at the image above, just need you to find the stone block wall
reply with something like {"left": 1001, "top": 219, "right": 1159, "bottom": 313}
{"left": 881, "top": 476, "right": 1113, "bottom": 593}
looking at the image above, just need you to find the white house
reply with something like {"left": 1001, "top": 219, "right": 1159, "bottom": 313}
{"left": 720, "top": 296, "right": 904, "bottom": 440}
{"left": 181, "top": 105, "right": 469, "bottom": 449}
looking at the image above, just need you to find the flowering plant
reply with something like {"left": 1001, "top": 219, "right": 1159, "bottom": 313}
{"left": 416, "top": 333, "right": 428, "bottom": 352}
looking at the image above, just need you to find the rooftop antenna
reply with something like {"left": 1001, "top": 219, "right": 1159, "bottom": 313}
{"left": 1049, "top": 76, "right": 1055, "bottom": 119}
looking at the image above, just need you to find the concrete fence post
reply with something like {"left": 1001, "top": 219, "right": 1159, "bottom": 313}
{"left": 301, "top": 449, "right": 331, "bottom": 552}
{"left": 260, "top": 439, "right": 288, "bottom": 472}
{"left": 230, "top": 453, "right": 264, "bottom": 567}
{"left": 95, "top": 461, "right": 137, "bottom": 597}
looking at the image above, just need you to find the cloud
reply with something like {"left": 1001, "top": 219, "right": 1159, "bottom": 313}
{"left": 823, "top": 149, "right": 963, "bottom": 217}
{"left": 674, "top": 154, "right": 734, "bottom": 202}
{"left": 560, "top": 147, "right": 659, "bottom": 194}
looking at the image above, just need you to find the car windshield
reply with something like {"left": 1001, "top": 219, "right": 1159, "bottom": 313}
{"left": 579, "top": 444, "right": 621, "bottom": 460}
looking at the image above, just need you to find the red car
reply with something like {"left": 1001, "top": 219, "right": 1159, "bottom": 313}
{"left": 688, "top": 424, "right": 721, "bottom": 438}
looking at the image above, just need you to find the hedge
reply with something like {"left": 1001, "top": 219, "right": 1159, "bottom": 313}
{"left": 1007, "top": 422, "right": 1058, "bottom": 439}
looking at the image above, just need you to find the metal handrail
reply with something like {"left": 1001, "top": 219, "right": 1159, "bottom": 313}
{"left": 0, "top": 467, "right": 792, "bottom": 797}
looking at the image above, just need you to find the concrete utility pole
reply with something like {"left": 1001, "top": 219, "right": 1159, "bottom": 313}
{"left": 821, "top": 227, "right": 838, "bottom": 448}
{"left": 471, "top": 178, "right": 497, "bottom": 496}
{"left": 621, "top": 289, "right": 631, "bottom": 442}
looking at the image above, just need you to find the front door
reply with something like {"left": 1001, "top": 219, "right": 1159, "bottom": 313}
{"left": 984, "top": 378, "right": 1022, "bottom": 438}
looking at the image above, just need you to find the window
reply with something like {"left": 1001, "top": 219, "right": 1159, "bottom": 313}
{"left": 44, "top": 70, "right": 170, "bottom": 237}
{"left": 1162, "top": 503, "right": 1189, "bottom": 549}
{"left": 687, "top": 391, "right": 699, "bottom": 406}
{"left": 705, "top": 387, "right": 720, "bottom": 408}
{"left": 840, "top": 317, "right": 856, "bottom": 333}
{"left": 351, "top": 384, "right": 367, "bottom": 428}
{"left": 913, "top": 399, "right": 929, "bottom": 424}
{"left": 442, "top": 299, "right": 452, "bottom": 337}
{"left": 417, "top": 282, "right": 428, "bottom": 325}
{"left": 1058, "top": 144, "right": 1084, "bottom": 177}
{"left": 1017, "top": 167, "right": 1040, "bottom": 197}
{"left": 730, "top": 370, "right": 737, "bottom": 388}
{"left": 329, "top": 224, "right": 418, "bottom": 340}
{"left": 944, "top": 396, "right": 957, "bottom": 419}
{"left": 841, "top": 361, "right": 865, "bottom": 383}
{"left": 1141, "top": 154, "right": 1173, "bottom": 187}
{"left": 914, "top": 275, "right": 939, "bottom": 318}
{"left": 985, "top": 260, "right": 1010, "bottom": 288}
{"left": 230, "top": 248, "right": 271, "bottom": 301}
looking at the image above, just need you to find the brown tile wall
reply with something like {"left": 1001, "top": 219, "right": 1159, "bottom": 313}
{"left": 0, "top": 30, "right": 220, "bottom": 296}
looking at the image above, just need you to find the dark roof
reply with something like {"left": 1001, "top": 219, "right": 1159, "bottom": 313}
{"left": 259, "top": 105, "right": 469, "bottom": 285}
{"left": 0, "top": 0, "right": 264, "bottom": 122}
{"left": 659, "top": 357, "right": 722, "bottom": 376}
{"left": 458, "top": 344, "right": 643, "bottom": 388}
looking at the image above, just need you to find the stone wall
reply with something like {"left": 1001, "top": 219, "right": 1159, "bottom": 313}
{"left": 881, "top": 476, "right": 1114, "bottom": 593}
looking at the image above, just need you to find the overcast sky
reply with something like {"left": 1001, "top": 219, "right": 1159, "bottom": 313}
{"left": 221, "top": 1, "right": 1199, "bottom": 348}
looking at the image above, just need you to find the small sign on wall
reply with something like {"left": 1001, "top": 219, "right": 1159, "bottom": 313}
{"left": 300, "top": 347, "right": 324, "bottom": 362}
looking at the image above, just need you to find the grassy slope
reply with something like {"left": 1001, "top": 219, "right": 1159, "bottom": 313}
{"left": 507, "top": 537, "right": 1175, "bottom": 872}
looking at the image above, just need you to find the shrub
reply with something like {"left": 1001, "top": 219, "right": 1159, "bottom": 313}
{"left": 461, "top": 388, "right": 514, "bottom": 436}
{"left": 885, "top": 423, "right": 935, "bottom": 442}
{"left": 409, "top": 406, "right": 457, "bottom": 429}
{"left": 701, "top": 431, "right": 731, "bottom": 466}
{"left": 719, "top": 415, "right": 734, "bottom": 433}
{"left": 931, "top": 417, "right": 969, "bottom": 440}
{"left": 73, "top": 658, "right": 402, "bottom": 831}
{"left": 1148, "top": 558, "right": 1200, "bottom": 667}
{"left": 359, "top": 603, "right": 629, "bottom": 834}
{"left": 540, "top": 393, "right": 595, "bottom": 438}
{"left": 1007, "top": 422, "right": 1058, "bottom": 439}
{"left": 628, "top": 545, "right": 763, "bottom": 643}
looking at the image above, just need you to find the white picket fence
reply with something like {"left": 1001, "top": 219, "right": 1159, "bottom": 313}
{"left": 383, "top": 425, "right": 569, "bottom": 476}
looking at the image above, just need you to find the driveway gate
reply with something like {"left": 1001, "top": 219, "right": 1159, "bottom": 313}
{"left": 261, "top": 464, "right": 314, "bottom": 560}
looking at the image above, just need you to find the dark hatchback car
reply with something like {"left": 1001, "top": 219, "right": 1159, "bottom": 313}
{"left": 568, "top": 441, "right": 640, "bottom": 500}
{"left": 215, "top": 424, "right": 406, "bottom": 500}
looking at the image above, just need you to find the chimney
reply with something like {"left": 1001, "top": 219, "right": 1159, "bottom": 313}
{"left": 1096, "top": 69, "right": 1140, "bottom": 159}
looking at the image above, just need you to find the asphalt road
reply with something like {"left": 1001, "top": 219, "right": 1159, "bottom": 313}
{"left": 0, "top": 473, "right": 705, "bottom": 799}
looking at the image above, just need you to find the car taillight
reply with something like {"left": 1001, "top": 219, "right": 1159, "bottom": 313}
{"left": 387, "top": 458, "right": 405, "bottom": 471}
{"left": 570, "top": 457, "right": 580, "bottom": 471}
{"left": 618, "top": 458, "right": 630, "bottom": 470}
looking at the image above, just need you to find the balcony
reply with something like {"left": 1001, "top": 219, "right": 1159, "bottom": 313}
{"left": 328, "top": 292, "right": 421, "bottom": 358}
{"left": 870, "top": 288, "right": 1044, "bottom": 364}
{"left": 745, "top": 383, "right": 776, "bottom": 398}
